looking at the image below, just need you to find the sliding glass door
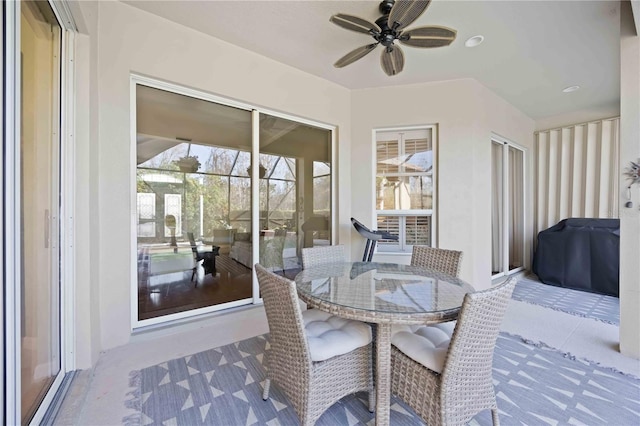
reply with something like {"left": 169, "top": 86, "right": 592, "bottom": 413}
{"left": 491, "top": 139, "right": 525, "bottom": 278}
{"left": 21, "top": 1, "right": 63, "bottom": 422}
{"left": 135, "top": 86, "right": 253, "bottom": 322}
{"left": 133, "top": 81, "right": 334, "bottom": 326}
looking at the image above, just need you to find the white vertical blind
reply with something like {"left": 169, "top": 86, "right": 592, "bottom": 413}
{"left": 535, "top": 118, "right": 620, "bottom": 236}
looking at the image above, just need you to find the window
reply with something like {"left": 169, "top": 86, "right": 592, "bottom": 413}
{"left": 375, "top": 128, "right": 435, "bottom": 252}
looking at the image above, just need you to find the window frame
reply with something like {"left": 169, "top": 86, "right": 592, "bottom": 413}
{"left": 130, "top": 74, "right": 337, "bottom": 329}
{"left": 373, "top": 125, "right": 437, "bottom": 253}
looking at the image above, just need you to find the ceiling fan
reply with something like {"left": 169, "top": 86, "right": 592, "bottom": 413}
{"left": 330, "top": 0, "right": 456, "bottom": 76}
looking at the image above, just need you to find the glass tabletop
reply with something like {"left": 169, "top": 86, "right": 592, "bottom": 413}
{"left": 295, "top": 262, "right": 475, "bottom": 320}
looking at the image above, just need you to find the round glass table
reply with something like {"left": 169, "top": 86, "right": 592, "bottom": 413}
{"left": 295, "top": 261, "right": 475, "bottom": 426}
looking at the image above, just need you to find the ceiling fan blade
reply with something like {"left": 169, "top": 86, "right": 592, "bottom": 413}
{"left": 330, "top": 13, "right": 380, "bottom": 35}
{"left": 334, "top": 43, "right": 379, "bottom": 68}
{"left": 388, "top": 0, "right": 431, "bottom": 31}
{"left": 399, "top": 26, "right": 457, "bottom": 48}
{"left": 380, "top": 45, "right": 405, "bottom": 76}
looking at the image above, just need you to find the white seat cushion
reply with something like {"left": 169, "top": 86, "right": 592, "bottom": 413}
{"left": 302, "top": 309, "right": 372, "bottom": 362}
{"left": 391, "top": 321, "right": 456, "bottom": 373}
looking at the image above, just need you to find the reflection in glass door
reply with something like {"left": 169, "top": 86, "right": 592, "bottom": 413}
{"left": 20, "top": 0, "right": 62, "bottom": 422}
{"left": 257, "top": 113, "right": 332, "bottom": 278}
{"left": 133, "top": 81, "right": 335, "bottom": 325}
{"left": 491, "top": 139, "right": 525, "bottom": 278}
{"left": 135, "top": 85, "right": 253, "bottom": 323}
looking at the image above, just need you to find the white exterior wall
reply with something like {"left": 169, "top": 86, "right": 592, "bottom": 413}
{"left": 74, "top": 1, "right": 352, "bottom": 354}
{"left": 351, "top": 79, "right": 534, "bottom": 289}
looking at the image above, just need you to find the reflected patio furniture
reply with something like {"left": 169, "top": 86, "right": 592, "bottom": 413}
{"left": 255, "top": 264, "right": 374, "bottom": 425}
{"left": 411, "top": 245, "right": 463, "bottom": 277}
{"left": 390, "top": 276, "right": 516, "bottom": 426}
{"left": 351, "top": 217, "right": 398, "bottom": 262}
{"left": 259, "top": 228, "right": 287, "bottom": 273}
{"left": 302, "top": 215, "right": 329, "bottom": 248}
{"left": 208, "top": 228, "right": 236, "bottom": 255}
{"left": 187, "top": 232, "right": 219, "bottom": 284}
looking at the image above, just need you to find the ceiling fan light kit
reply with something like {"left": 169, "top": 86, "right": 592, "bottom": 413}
{"left": 330, "top": 0, "right": 456, "bottom": 76}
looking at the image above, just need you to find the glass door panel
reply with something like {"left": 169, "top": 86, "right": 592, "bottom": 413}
{"left": 136, "top": 86, "right": 253, "bottom": 321}
{"left": 508, "top": 146, "right": 525, "bottom": 271}
{"left": 491, "top": 141, "right": 504, "bottom": 276}
{"left": 258, "top": 113, "right": 332, "bottom": 277}
{"left": 492, "top": 140, "right": 525, "bottom": 277}
{"left": 20, "top": 0, "right": 62, "bottom": 422}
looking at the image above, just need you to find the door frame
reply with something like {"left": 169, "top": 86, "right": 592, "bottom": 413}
{"left": 3, "top": 1, "right": 77, "bottom": 423}
{"left": 491, "top": 133, "right": 527, "bottom": 280}
{"left": 130, "top": 74, "right": 337, "bottom": 329}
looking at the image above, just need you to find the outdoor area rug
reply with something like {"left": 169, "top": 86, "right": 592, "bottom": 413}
{"left": 512, "top": 275, "right": 620, "bottom": 325}
{"left": 124, "top": 333, "right": 640, "bottom": 426}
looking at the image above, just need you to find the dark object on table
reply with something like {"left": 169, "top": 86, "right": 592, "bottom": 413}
{"left": 187, "top": 232, "right": 219, "bottom": 284}
{"left": 532, "top": 218, "right": 619, "bottom": 297}
{"left": 351, "top": 217, "right": 399, "bottom": 262}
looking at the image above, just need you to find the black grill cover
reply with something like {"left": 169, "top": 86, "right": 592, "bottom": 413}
{"left": 532, "top": 218, "right": 619, "bottom": 297}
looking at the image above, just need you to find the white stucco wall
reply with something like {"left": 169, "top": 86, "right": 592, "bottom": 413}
{"left": 619, "top": 1, "right": 640, "bottom": 359}
{"left": 351, "top": 79, "right": 534, "bottom": 289}
{"left": 71, "top": 0, "right": 101, "bottom": 370}
{"left": 84, "top": 1, "right": 352, "bottom": 352}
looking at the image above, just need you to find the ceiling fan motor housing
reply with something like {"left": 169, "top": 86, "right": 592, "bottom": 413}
{"left": 379, "top": 0, "right": 395, "bottom": 15}
{"left": 374, "top": 16, "right": 398, "bottom": 47}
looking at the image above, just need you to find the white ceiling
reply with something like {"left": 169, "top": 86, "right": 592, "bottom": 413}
{"left": 124, "top": 0, "right": 621, "bottom": 121}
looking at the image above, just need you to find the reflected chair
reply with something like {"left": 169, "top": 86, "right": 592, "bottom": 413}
{"left": 187, "top": 232, "right": 217, "bottom": 284}
{"left": 390, "top": 277, "right": 517, "bottom": 426}
{"left": 301, "top": 245, "right": 345, "bottom": 269}
{"left": 259, "top": 228, "right": 287, "bottom": 273}
{"left": 255, "top": 264, "right": 374, "bottom": 425}
{"left": 411, "top": 246, "right": 463, "bottom": 277}
{"left": 302, "top": 215, "right": 329, "bottom": 248}
{"left": 351, "top": 217, "right": 398, "bottom": 262}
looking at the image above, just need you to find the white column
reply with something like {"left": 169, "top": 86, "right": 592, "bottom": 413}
{"left": 619, "top": 1, "right": 640, "bottom": 359}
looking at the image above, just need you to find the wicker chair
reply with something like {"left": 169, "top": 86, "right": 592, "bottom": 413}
{"left": 410, "top": 245, "right": 463, "bottom": 277}
{"left": 255, "top": 264, "right": 374, "bottom": 425}
{"left": 390, "top": 276, "right": 517, "bottom": 426}
{"left": 301, "top": 245, "right": 345, "bottom": 269}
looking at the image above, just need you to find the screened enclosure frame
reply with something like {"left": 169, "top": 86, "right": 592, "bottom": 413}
{"left": 129, "top": 74, "right": 337, "bottom": 329}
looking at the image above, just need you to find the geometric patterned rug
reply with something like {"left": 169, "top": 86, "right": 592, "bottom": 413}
{"left": 124, "top": 332, "right": 640, "bottom": 426}
{"left": 512, "top": 275, "right": 620, "bottom": 325}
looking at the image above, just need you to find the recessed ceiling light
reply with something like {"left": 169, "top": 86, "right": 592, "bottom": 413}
{"left": 465, "top": 35, "right": 484, "bottom": 47}
{"left": 562, "top": 85, "right": 580, "bottom": 93}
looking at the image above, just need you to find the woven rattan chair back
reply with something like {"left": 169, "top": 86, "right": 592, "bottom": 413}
{"left": 410, "top": 246, "right": 463, "bottom": 277}
{"left": 301, "top": 245, "right": 346, "bottom": 269}
{"left": 255, "top": 263, "right": 373, "bottom": 425}
{"left": 441, "top": 276, "right": 516, "bottom": 425}
{"left": 391, "top": 276, "right": 516, "bottom": 426}
{"left": 255, "top": 263, "right": 312, "bottom": 377}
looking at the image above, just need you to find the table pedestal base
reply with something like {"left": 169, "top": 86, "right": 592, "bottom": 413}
{"left": 375, "top": 323, "right": 392, "bottom": 426}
